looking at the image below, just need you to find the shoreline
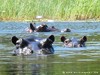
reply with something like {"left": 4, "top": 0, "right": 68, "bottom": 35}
{"left": 0, "top": 18, "right": 100, "bottom": 22}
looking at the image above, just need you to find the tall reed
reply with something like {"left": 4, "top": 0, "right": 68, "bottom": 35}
{"left": 0, "top": 0, "right": 100, "bottom": 21}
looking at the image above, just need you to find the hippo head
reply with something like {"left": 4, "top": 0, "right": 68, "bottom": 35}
{"left": 11, "top": 36, "right": 33, "bottom": 56}
{"left": 11, "top": 35, "right": 55, "bottom": 55}
{"left": 60, "top": 36, "right": 87, "bottom": 47}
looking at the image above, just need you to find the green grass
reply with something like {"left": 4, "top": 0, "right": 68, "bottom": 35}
{"left": 0, "top": 0, "right": 100, "bottom": 21}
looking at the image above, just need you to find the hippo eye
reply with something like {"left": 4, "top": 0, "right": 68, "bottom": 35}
{"left": 16, "top": 42, "right": 20, "bottom": 45}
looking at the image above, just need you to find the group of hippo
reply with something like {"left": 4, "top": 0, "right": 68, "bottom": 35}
{"left": 26, "top": 23, "right": 71, "bottom": 33}
{"left": 11, "top": 23, "right": 87, "bottom": 56}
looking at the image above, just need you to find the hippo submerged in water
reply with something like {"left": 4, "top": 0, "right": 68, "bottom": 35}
{"left": 26, "top": 23, "right": 71, "bottom": 33}
{"left": 11, "top": 35, "right": 55, "bottom": 56}
{"left": 61, "top": 36, "right": 87, "bottom": 47}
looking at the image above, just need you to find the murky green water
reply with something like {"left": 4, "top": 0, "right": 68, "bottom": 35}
{"left": 0, "top": 22, "right": 100, "bottom": 75}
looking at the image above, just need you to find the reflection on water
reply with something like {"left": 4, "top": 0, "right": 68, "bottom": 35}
{"left": 0, "top": 22, "right": 100, "bottom": 75}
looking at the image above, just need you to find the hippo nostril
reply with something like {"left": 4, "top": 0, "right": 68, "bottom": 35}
{"left": 65, "top": 41, "right": 68, "bottom": 43}
{"left": 12, "top": 53, "right": 17, "bottom": 56}
{"left": 16, "top": 47, "right": 19, "bottom": 49}
{"left": 31, "top": 50, "right": 33, "bottom": 53}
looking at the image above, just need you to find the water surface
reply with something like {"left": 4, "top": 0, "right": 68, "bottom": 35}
{"left": 0, "top": 22, "right": 100, "bottom": 75}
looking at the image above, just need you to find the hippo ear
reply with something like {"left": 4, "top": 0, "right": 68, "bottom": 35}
{"left": 61, "top": 36, "right": 66, "bottom": 42}
{"left": 79, "top": 36, "right": 87, "bottom": 47}
{"left": 48, "top": 35, "right": 55, "bottom": 43}
{"left": 11, "top": 36, "right": 19, "bottom": 45}
{"left": 82, "top": 36, "right": 87, "bottom": 42}
{"left": 30, "top": 23, "right": 35, "bottom": 31}
{"left": 83, "top": 36, "right": 87, "bottom": 42}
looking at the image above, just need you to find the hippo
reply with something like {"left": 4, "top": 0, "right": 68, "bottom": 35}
{"left": 26, "top": 23, "right": 71, "bottom": 33}
{"left": 11, "top": 35, "right": 55, "bottom": 56}
{"left": 60, "top": 36, "right": 87, "bottom": 47}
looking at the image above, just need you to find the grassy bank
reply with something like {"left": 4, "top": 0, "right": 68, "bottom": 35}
{"left": 0, "top": 0, "right": 100, "bottom": 21}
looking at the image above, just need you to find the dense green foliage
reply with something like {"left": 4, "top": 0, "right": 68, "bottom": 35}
{"left": 0, "top": 0, "right": 100, "bottom": 21}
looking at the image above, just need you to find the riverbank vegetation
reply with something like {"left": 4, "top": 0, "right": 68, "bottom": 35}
{"left": 0, "top": 0, "right": 100, "bottom": 21}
